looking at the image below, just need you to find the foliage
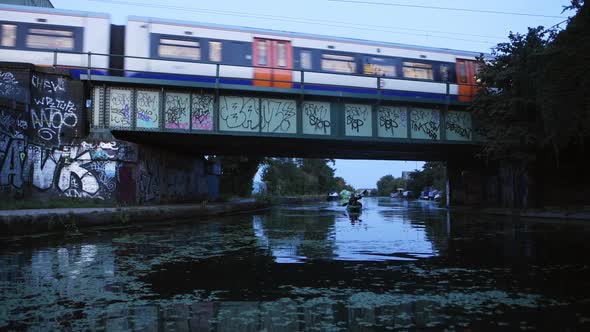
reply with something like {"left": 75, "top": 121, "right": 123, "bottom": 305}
{"left": 376, "top": 175, "right": 406, "bottom": 196}
{"left": 261, "top": 158, "right": 353, "bottom": 195}
{"left": 472, "top": 1, "right": 590, "bottom": 163}
{"left": 406, "top": 162, "right": 446, "bottom": 197}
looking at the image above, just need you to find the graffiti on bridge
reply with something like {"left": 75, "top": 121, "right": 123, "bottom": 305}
{"left": 410, "top": 108, "right": 440, "bottom": 140}
{"left": 377, "top": 106, "right": 407, "bottom": 138}
{"left": 191, "top": 94, "right": 214, "bottom": 131}
{"left": 219, "top": 96, "right": 260, "bottom": 132}
{"left": 165, "top": 93, "right": 190, "bottom": 129}
{"left": 345, "top": 104, "right": 372, "bottom": 137}
{"left": 303, "top": 102, "right": 331, "bottom": 135}
{"left": 109, "top": 88, "right": 132, "bottom": 128}
{"left": 261, "top": 99, "right": 296, "bottom": 134}
{"left": 445, "top": 111, "right": 472, "bottom": 141}
{"left": 136, "top": 90, "right": 159, "bottom": 129}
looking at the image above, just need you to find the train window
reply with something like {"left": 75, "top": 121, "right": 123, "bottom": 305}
{"left": 458, "top": 61, "right": 467, "bottom": 83}
{"left": 440, "top": 64, "right": 449, "bottom": 82}
{"left": 158, "top": 38, "right": 200, "bottom": 60}
{"left": 321, "top": 53, "right": 356, "bottom": 74}
{"left": 402, "top": 62, "right": 433, "bottom": 80}
{"left": 300, "top": 50, "right": 312, "bottom": 70}
{"left": 209, "top": 41, "right": 222, "bottom": 62}
{"left": 363, "top": 57, "right": 396, "bottom": 77}
{"left": 277, "top": 42, "right": 287, "bottom": 67}
{"left": 257, "top": 40, "right": 267, "bottom": 65}
{"left": 26, "top": 28, "right": 74, "bottom": 50}
{"left": 1, "top": 24, "right": 16, "bottom": 47}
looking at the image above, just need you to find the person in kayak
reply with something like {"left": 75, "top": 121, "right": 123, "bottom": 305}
{"left": 348, "top": 193, "right": 363, "bottom": 208}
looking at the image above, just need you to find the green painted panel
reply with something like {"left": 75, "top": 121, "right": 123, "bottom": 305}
{"left": 191, "top": 93, "right": 214, "bottom": 131}
{"left": 164, "top": 92, "right": 190, "bottom": 130}
{"left": 108, "top": 88, "right": 132, "bottom": 128}
{"left": 260, "top": 98, "right": 297, "bottom": 134}
{"left": 219, "top": 96, "right": 260, "bottom": 132}
{"left": 446, "top": 111, "right": 472, "bottom": 141}
{"left": 135, "top": 90, "right": 160, "bottom": 129}
{"left": 302, "top": 101, "right": 331, "bottom": 135}
{"left": 410, "top": 108, "right": 440, "bottom": 140}
{"left": 345, "top": 104, "right": 372, "bottom": 137}
{"left": 377, "top": 106, "right": 408, "bottom": 138}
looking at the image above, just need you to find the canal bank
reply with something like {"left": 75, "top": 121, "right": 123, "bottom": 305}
{"left": 0, "top": 199, "right": 269, "bottom": 236}
{"left": 452, "top": 205, "right": 590, "bottom": 221}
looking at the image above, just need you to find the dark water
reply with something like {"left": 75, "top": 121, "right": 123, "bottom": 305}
{"left": 1, "top": 198, "right": 590, "bottom": 331}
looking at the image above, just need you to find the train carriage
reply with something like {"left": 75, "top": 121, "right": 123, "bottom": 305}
{"left": 0, "top": 4, "right": 481, "bottom": 102}
{"left": 0, "top": 4, "right": 111, "bottom": 76}
{"left": 123, "top": 16, "right": 481, "bottom": 102}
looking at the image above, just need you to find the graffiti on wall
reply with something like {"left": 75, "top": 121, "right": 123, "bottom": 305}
{"left": 136, "top": 90, "right": 160, "bottom": 129}
{"left": 219, "top": 96, "right": 260, "bottom": 132}
{"left": 445, "top": 111, "right": 472, "bottom": 141}
{"left": 0, "top": 109, "right": 27, "bottom": 138}
{"left": 29, "top": 73, "right": 82, "bottom": 146}
{"left": 191, "top": 93, "right": 214, "bottom": 131}
{"left": 260, "top": 99, "right": 296, "bottom": 134}
{"left": 302, "top": 102, "right": 331, "bottom": 135}
{"left": 30, "top": 95, "right": 78, "bottom": 146}
{"left": 165, "top": 93, "right": 190, "bottom": 129}
{"left": 345, "top": 104, "right": 372, "bottom": 137}
{"left": 377, "top": 106, "right": 407, "bottom": 138}
{"left": 0, "top": 131, "right": 129, "bottom": 199}
{"left": 138, "top": 157, "right": 160, "bottom": 202}
{"left": 0, "top": 71, "right": 25, "bottom": 100}
{"left": 410, "top": 108, "right": 440, "bottom": 140}
{"left": 109, "top": 88, "right": 132, "bottom": 128}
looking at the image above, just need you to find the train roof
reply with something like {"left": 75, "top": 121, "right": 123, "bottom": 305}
{"left": 0, "top": 3, "right": 109, "bottom": 19}
{"left": 129, "top": 15, "right": 486, "bottom": 58}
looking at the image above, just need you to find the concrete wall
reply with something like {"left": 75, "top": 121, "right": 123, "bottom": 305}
{"left": 448, "top": 155, "right": 589, "bottom": 209}
{"left": 1, "top": 63, "right": 213, "bottom": 204}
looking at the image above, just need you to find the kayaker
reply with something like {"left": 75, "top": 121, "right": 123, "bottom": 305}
{"left": 349, "top": 193, "right": 363, "bottom": 208}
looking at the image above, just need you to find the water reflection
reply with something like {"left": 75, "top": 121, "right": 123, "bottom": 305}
{"left": 1, "top": 198, "right": 590, "bottom": 330}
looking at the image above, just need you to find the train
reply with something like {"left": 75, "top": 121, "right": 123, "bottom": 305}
{"left": 0, "top": 3, "right": 481, "bottom": 102}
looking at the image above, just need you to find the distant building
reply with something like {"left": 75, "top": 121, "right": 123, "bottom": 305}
{"left": 0, "top": 0, "right": 53, "bottom": 7}
{"left": 401, "top": 171, "right": 412, "bottom": 181}
{"left": 357, "top": 188, "right": 375, "bottom": 196}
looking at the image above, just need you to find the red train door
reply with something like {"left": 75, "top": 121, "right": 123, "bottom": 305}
{"left": 253, "top": 38, "right": 292, "bottom": 88}
{"left": 456, "top": 59, "right": 478, "bottom": 102}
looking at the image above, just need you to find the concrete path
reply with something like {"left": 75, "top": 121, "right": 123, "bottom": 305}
{"left": 0, "top": 199, "right": 269, "bottom": 236}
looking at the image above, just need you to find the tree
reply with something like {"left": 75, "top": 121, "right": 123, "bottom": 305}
{"left": 472, "top": 1, "right": 589, "bottom": 164}
{"left": 406, "top": 162, "right": 446, "bottom": 197}
{"left": 376, "top": 174, "right": 405, "bottom": 196}
{"left": 261, "top": 158, "right": 353, "bottom": 195}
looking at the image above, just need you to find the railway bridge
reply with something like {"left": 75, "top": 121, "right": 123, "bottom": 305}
{"left": 1, "top": 61, "right": 479, "bottom": 205}
{"left": 85, "top": 66, "right": 478, "bottom": 161}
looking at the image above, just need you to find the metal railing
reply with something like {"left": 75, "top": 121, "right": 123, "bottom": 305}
{"left": 51, "top": 50, "right": 479, "bottom": 101}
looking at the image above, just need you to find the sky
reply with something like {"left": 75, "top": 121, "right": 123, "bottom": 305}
{"left": 51, "top": 0, "right": 574, "bottom": 188}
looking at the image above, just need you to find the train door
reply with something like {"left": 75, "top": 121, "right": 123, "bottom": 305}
{"left": 456, "top": 59, "right": 479, "bottom": 102}
{"left": 252, "top": 38, "right": 292, "bottom": 88}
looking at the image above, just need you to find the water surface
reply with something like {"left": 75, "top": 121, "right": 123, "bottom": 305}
{"left": 1, "top": 198, "right": 589, "bottom": 331}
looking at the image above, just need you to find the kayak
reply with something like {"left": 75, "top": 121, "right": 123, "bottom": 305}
{"left": 346, "top": 204, "right": 362, "bottom": 212}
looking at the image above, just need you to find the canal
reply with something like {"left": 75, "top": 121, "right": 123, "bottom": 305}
{"left": 1, "top": 198, "right": 589, "bottom": 331}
